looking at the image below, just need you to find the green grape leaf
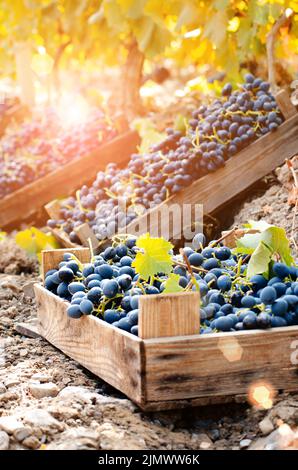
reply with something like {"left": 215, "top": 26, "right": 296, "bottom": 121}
{"left": 234, "top": 223, "right": 294, "bottom": 277}
{"left": 247, "top": 241, "right": 273, "bottom": 279}
{"left": 162, "top": 273, "right": 184, "bottom": 294}
{"left": 132, "top": 117, "right": 166, "bottom": 153}
{"left": 15, "top": 227, "right": 60, "bottom": 263}
{"left": 132, "top": 233, "right": 173, "bottom": 281}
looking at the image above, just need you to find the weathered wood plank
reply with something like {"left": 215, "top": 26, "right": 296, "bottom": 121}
{"left": 139, "top": 292, "right": 200, "bottom": 339}
{"left": 275, "top": 89, "right": 297, "bottom": 120}
{"left": 41, "top": 247, "right": 90, "bottom": 280}
{"left": 0, "top": 130, "right": 139, "bottom": 229}
{"left": 34, "top": 284, "right": 144, "bottom": 404}
{"left": 126, "top": 114, "right": 298, "bottom": 238}
{"left": 143, "top": 327, "right": 298, "bottom": 402}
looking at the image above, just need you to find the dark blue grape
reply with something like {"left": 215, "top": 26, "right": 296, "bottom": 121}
{"left": 102, "top": 279, "right": 119, "bottom": 298}
{"left": 260, "top": 286, "right": 277, "bottom": 304}
{"left": 67, "top": 304, "right": 82, "bottom": 319}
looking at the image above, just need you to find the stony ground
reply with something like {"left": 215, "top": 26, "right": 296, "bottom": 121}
{"left": 0, "top": 160, "right": 298, "bottom": 451}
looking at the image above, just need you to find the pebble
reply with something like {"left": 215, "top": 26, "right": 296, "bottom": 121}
{"left": 31, "top": 373, "right": 51, "bottom": 383}
{"left": 29, "top": 382, "right": 59, "bottom": 399}
{"left": 22, "top": 435, "right": 40, "bottom": 449}
{"left": 0, "top": 416, "right": 23, "bottom": 434}
{"left": 13, "top": 427, "right": 32, "bottom": 442}
{"left": 239, "top": 439, "right": 251, "bottom": 449}
{"left": 259, "top": 416, "right": 274, "bottom": 435}
{"left": 19, "top": 348, "right": 28, "bottom": 357}
{"left": 23, "top": 409, "right": 63, "bottom": 430}
{"left": 0, "top": 383, "right": 7, "bottom": 394}
{"left": 4, "top": 377, "right": 20, "bottom": 388}
{"left": 0, "top": 431, "right": 9, "bottom": 450}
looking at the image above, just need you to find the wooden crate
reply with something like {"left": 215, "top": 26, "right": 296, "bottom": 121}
{"left": 68, "top": 90, "right": 298, "bottom": 250}
{"left": 34, "top": 247, "right": 298, "bottom": 411}
{"left": 0, "top": 130, "right": 139, "bottom": 229}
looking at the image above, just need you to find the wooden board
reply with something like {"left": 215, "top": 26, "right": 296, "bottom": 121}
{"left": 35, "top": 247, "right": 298, "bottom": 411}
{"left": 35, "top": 284, "right": 144, "bottom": 404}
{"left": 0, "top": 130, "right": 139, "bottom": 229}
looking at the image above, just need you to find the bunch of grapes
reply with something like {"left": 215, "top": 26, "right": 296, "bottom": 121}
{"left": 0, "top": 108, "right": 117, "bottom": 198}
{"left": 44, "top": 231, "right": 298, "bottom": 336}
{"left": 48, "top": 74, "right": 283, "bottom": 243}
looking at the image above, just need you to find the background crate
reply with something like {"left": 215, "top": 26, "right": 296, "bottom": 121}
{"left": 0, "top": 130, "right": 139, "bottom": 229}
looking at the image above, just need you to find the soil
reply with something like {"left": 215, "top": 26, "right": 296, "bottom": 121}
{"left": 0, "top": 161, "right": 297, "bottom": 451}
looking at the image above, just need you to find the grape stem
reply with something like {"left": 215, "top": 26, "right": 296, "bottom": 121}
{"left": 209, "top": 226, "right": 238, "bottom": 248}
{"left": 179, "top": 248, "right": 200, "bottom": 292}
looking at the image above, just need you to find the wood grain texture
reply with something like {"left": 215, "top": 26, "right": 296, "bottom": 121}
{"left": 75, "top": 223, "right": 99, "bottom": 249}
{"left": 275, "top": 90, "right": 297, "bottom": 120}
{"left": 41, "top": 247, "right": 90, "bottom": 280}
{"left": 139, "top": 292, "right": 200, "bottom": 339}
{"left": 0, "top": 130, "right": 139, "bottom": 229}
{"left": 34, "top": 284, "right": 144, "bottom": 404}
{"left": 125, "top": 114, "right": 298, "bottom": 239}
{"left": 143, "top": 327, "right": 298, "bottom": 402}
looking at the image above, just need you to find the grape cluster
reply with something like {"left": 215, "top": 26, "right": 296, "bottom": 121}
{"left": 0, "top": 108, "right": 117, "bottom": 198}
{"left": 48, "top": 74, "right": 283, "bottom": 243}
{"left": 44, "top": 232, "right": 298, "bottom": 336}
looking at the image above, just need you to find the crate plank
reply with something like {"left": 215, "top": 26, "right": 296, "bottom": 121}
{"left": 126, "top": 114, "right": 298, "bottom": 239}
{"left": 41, "top": 247, "right": 90, "bottom": 280}
{"left": 139, "top": 292, "right": 200, "bottom": 339}
{"left": 34, "top": 284, "right": 144, "bottom": 404}
{"left": 0, "top": 130, "right": 139, "bottom": 229}
{"left": 275, "top": 89, "right": 297, "bottom": 120}
{"left": 143, "top": 327, "right": 298, "bottom": 402}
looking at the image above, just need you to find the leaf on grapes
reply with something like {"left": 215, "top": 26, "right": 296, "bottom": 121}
{"left": 163, "top": 273, "right": 184, "bottom": 294}
{"left": 243, "top": 220, "right": 272, "bottom": 231}
{"left": 132, "top": 117, "right": 166, "bottom": 153}
{"left": 247, "top": 241, "right": 273, "bottom": 278}
{"left": 15, "top": 227, "right": 60, "bottom": 263}
{"left": 0, "top": 232, "right": 6, "bottom": 243}
{"left": 132, "top": 233, "right": 173, "bottom": 281}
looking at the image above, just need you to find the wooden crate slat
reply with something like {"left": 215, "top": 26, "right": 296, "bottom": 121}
{"left": 41, "top": 247, "right": 90, "bottom": 280}
{"left": 34, "top": 284, "right": 144, "bottom": 404}
{"left": 139, "top": 292, "right": 200, "bottom": 339}
{"left": 125, "top": 114, "right": 298, "bottom": 238}
{"left": 143, "top": 327, "right": 298, "bottom": 402}
{"left": 0, "top": 130, "right": 139, "bottom": 229}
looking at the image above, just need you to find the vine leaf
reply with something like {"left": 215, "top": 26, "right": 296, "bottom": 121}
{"left": 247, "top": 241, "right": 273, "bottom": 279}
{"left": 15, "top": 227, "right": 59, "bottom": 263}
{"left": 132, "top": 233, "right": 173, "bottom": 281}
{"left": 163, "top": 273, "right": 184, "bottom": 294}
{"left": 234, "top": 221, "right": 294, "bottom": 277}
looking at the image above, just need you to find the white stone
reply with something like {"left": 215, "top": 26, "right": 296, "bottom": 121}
{"left": 0, "top": 431, "right": 9, "bottom": 450}
{"left": 13, "top": 427, "right": 32, "bottom": 442}
{"left": 29, "top": 382, "right": 59, "bottom": 399}
{"left": 23, "top": 409, "right": 62, "bottom": 430}
{"left": 0, "top": 416, "right": 23, "bottom": 434}
{"left": 4, "top": 377, "right": 20, "bottom": 388}
{"left": 239, "top": 438, "right": 252, "bottom": 449}
{"left": 259, "top": 416, "right": 274, "bottom": 435}
{"left": 31, "top": 373, "right": 51, "bottom": 383}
